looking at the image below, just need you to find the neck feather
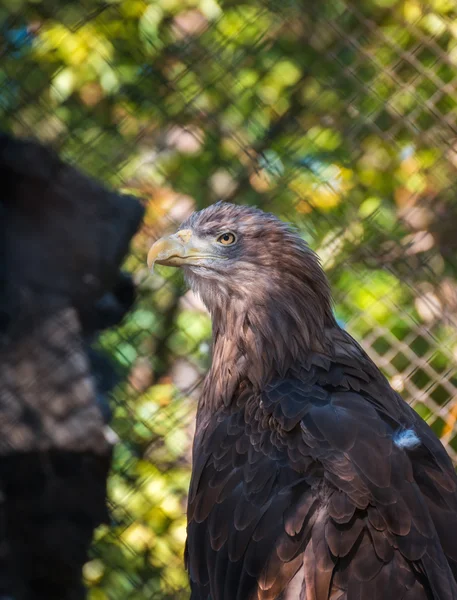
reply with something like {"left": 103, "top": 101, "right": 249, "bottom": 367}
{"left": 199, "top": 271, "right": 335, "bottom": 414}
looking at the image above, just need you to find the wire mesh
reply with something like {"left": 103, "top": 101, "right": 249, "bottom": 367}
{"left": 1, "top": 0, "right": 457, "bottom": 597}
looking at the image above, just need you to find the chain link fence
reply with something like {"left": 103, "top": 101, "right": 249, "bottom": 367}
{"left": 1, "top": 0, "right": 457, "bottom": 597}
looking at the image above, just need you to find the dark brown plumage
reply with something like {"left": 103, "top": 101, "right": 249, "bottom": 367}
{"left": 148, "top": 202, "right": 457, "bottom": 600}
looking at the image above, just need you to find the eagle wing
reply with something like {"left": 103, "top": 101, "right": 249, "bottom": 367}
{"left": 186, "top": 330, "right": 457, "bottom": 600}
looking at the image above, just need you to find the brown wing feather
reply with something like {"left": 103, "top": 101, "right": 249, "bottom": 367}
{"left": 186, "top": 328, "right": 457, "bottom": 600}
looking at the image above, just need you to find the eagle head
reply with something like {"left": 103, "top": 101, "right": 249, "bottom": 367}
{"left": 148, "top": 202, "right": 334, "bottom": 333}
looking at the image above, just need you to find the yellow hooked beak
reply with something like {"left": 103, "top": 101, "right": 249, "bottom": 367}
{"left": 147, "top": 229, "right": 218, "bottom": 270}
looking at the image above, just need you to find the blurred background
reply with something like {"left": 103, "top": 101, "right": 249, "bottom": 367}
{"left": 2, "top": 0, "right": 457, "bottom": 597}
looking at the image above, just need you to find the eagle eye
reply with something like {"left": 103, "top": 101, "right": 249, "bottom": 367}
{"left": 217, "top": 232, "right": 237, "bottom": 246}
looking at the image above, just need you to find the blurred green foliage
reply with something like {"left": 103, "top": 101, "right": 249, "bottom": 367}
{"left": 2, "top": 0, "right": 457, "bottom": 597}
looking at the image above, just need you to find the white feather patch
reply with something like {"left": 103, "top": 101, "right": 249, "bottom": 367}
{"left": 393, "top": 428, "right": 420, "bottom": 450}
{"left": 104, "top": 426, "right": 120, "bottom": 446}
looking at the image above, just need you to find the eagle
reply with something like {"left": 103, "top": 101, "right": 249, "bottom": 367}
{"left": 148, "top": 202, "right": 457, "bottom": 600}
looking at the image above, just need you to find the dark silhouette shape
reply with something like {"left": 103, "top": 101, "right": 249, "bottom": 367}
{"left": 0, "top": 132, "right": 144, "bottom": 600}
